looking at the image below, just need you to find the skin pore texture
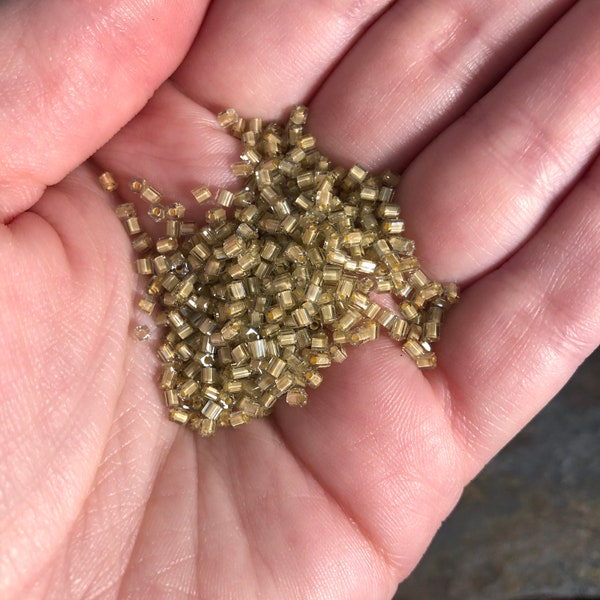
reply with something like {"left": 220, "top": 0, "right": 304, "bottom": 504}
{"left": 0, "top": 1, "right": 599, "bottom": 598}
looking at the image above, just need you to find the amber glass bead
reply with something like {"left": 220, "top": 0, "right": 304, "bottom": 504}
{"left": 169, "top": 408, "right": 189, "bottom": 425}
{"left": 286, "top": 388, "right": 307, "bottom": 407}
{"left": 99, "top": 171, "right": 118, "bottom": 192}
{"left": 217, "top": 108, "right": 238, "bottom": 128}
{"left": 134, "top": 324, "right": 151, "bottom": 341}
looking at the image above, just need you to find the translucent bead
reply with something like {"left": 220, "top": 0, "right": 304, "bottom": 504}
{"left": 310, "top": 353, "right": 331, "bottom": 368}
{"left": 423, "top": 321, "right": 440, "bottom": 342}
{"left": 305, "top": 370, "right": 323, "bottom": 388}
{"left": 402, "top": 339, "right": 426, "bottom": 361}
{"left": 156, "top": 236, "right": 178, "bottom": 254}
{"left": 416, "top": 353, "right": 437, "bottom": 369}
{"left": 231, "top": 161, "right": 254, "bottom": 177}
{"left": 131, "top": 232, "right": 153, "bottom": 253}
{"left": 99, "top": 171, "right": 118, "bottom": 192}
{"left": 129, "top": 178, "right": 145, "bottom": 193}
{"left": 206, "top": 207, "right": 227, "bottom": 224}
{"left": 140, "top": 185, "right": 162, "bottom": 204}
{"left": 266, "top": 357, "right": 286, "bottom": 378}
{"left": 124, "top": 217, "right": 142, "bottom": 235}
{"left": 134, "top": 324, "right": 151, "bottom": 341}
{"left": 115, "top": 203, "right": 136, "bottom": 220}
{"left": 191, "top": 186, "right": 212, "bottom": 204}
{"left": 289, "top": 105, "right": 308, "bottom": 125}
{"left": 163, "top": 389, "right": 179, "bottom": 407}
{"left": 201, "top": 400, "right": 223, "bottom": 420}
{"left": 350, "top": 321, "right": 379, "bottom": 346}
{"left": 348, "top": 164, "right": 368, "bottom": 183}
{"left": 139, "top": 296, "right": 156, "bottom": 314}
{"left": 230, "top": 365, "right": 252, "bottom": 380}
{"left": 376, "top": 309, "right": 398, "bottom": 329}
{"left": 216, "top": 189, "right": 235, "bottom": 207}
{"left": 230, "top": 411, "right": 249, "bottom": 428}
{"left": 178, "top": 379, "right": 198, "bottom": 398}
{"left": 286, "top": 387, "right": 308, "bottom": 407}
{"left": 400, "top": 301, "right": 419, "bottom": 321}
{"left": 329, "top": 345, "right": 348, "bottom": 363}
{"left": 335, "top": 309, "right": 362, "bottom": 332}
{"left": 166, "top": 203, "right": 185, "bottom": 220}
{"left": 199, "top": 419, "right": 216, "bottom": 437}
{"left": 135, "top": 258, "right": 153, "bottom": 275}
{"left": 217, "top": 108, "right": 238, "bottom": 128}
{"left": 169, "top": 408, "right": 189, "bottom": 425}
{"left": 389, "top": 318, "right": 410, "bottom": 341}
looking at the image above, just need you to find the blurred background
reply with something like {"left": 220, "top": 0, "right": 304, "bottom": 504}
{"left": 394, "top": 347, "right": 600, "bottom": 600}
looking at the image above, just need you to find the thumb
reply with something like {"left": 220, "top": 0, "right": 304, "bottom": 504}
{"left": 0, "top": 0, "right": 207, "bottom": 222}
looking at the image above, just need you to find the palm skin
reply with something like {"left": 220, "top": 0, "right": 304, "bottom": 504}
{"left": 1, "top": 1, "right": 599, "bottom": 598}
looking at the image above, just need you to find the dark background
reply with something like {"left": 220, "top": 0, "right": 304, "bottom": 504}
{"left": 395, "top": 347, "right": 600, "bottom": 600}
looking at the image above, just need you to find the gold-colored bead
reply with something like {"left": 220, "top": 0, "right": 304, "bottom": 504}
{"left": 201, "top": 400, "right": 223, "bottom": 420}
{"left": 191, "top": 185, "right": 212, "bottom": 204}
{"left": 156, "top": 236, "right": 178, "bottom": 254}
{"left": 230, "top": 411, "right": 249, "bottom": 428}
{"left": 286, "top": 387, "right": 308, "bottom": 407}
{"left": 124, "top": 216, "right": 142, "bottom": 235}
{"left": 169, "top": 408, "right": 190, "bottom": 425}
{"left": 163, "top": 389, "right": 179, "bottom": 407}
{"left": 131, "top": 232, "right": 153, "bottom": 253}
{"left": 134, "top": 324, "right": 151, "bottom": 341}
{"left": 99, "top": 171, "right": 118, "bottom": 192}
{"left": 217, "top": 108, "right": 238, "bottom": 128}
{"left": 199, "top": 418, "right": 216, "bottom": 437}
{"left": 115, "top": 203, "right": 137, "bottom": 220}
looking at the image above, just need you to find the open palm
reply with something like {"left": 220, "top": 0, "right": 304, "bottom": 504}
{"left": 1, "top": 1, "right": 599, "bottom": 598}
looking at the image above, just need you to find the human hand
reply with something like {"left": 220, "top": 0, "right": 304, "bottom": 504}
{"left": 1, "top": 1, "right": 599, "bottom": 598}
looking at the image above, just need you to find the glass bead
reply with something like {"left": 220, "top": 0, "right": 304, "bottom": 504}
{"left": 231, "top": 161, "right": 253, "bottom": 177}
{"left": 400, "top": 301, "right": 419, "bottom": 321}
{"left": 289, "top": 105, "right": 308, "bottom": 125}
{"left": 217, "top": 108, "right": 238, "bottom": 128}
{"left": 199, "top": 419, "right": 216, "bottom": 437}
{"left": 169, "top": 408, "right": 189, "bottom": 425}
{"left": 389, "top": 318, "right": 410, "bottom": 341}
{"left": 156, "top": 236, "right": 178, "bottom": 254}
{"left": 129, "top": 178, "right": 146, "bottom": 193}
{"left": 403, "top": 339, "right": 426, "bottom": 361}
{"left": 286, "top": 387, "right": 308, "bottom": 407}
{"left": 131, "top": 232, "right": 153, "bottom": 253}
{"left": 201, "top": 400, "right": 223, "bottom": 421}
{"left": 216, "top": 189, "right": 235, "bottom": 208}
{"left": 140, "top": 185, "right": 162, "bottom": 204}
{"left": 423, "top": 321, "right": 440, "bottom": 342}
{"left": 190, "top": 186, "right": 211, "bottom": 205}
{"left": 416, "top": 353, "right": 437, "bottom": 369}
{"left": 134, "top": 324, "right": 151, "bottom": 341}
{"left": 115, "top": 203, "right": 136, "bottom": 220}
{"left": 163, "top": 389, "right": 179, "bottom": 407}
{"left": 305, "top": 370, "right": 323, "bottom": 388}
{"left": 230, "top": 411, "right": 249, "bottom": 428}
{"left": 124, "top": 217, "right": 141, "bottom": 235}
{"left": 99, "top": 171, "right": 118, "bottom": 192}
{"left": 329, "top": 345, "right": 348, "bottom": 363}
{"left": 135, "top": 258, "right": 153, "bottom": 275}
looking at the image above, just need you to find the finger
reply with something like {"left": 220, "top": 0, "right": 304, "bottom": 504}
{"left": 0, "top": 0, "right": 207, "bottom": 222}
{"left": 441, "top": 156, "right": 600, "bottom": 479}
{"left": 173, "top": 0, "right": 393, "bottom": 118}
{"left": 308, "top": 0, "right": 575, "bottom": 169}
{"left": 396, "top": 0, "right": 600, "bottom": 283}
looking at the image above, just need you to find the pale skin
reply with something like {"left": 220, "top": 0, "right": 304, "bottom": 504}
{"left": 1, "top": 0, "right": 599, "bottom": 598}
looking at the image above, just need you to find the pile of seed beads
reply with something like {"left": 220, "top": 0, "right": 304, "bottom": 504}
{"left": 99, "top": 105, "right": 459, "bottom": 437}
